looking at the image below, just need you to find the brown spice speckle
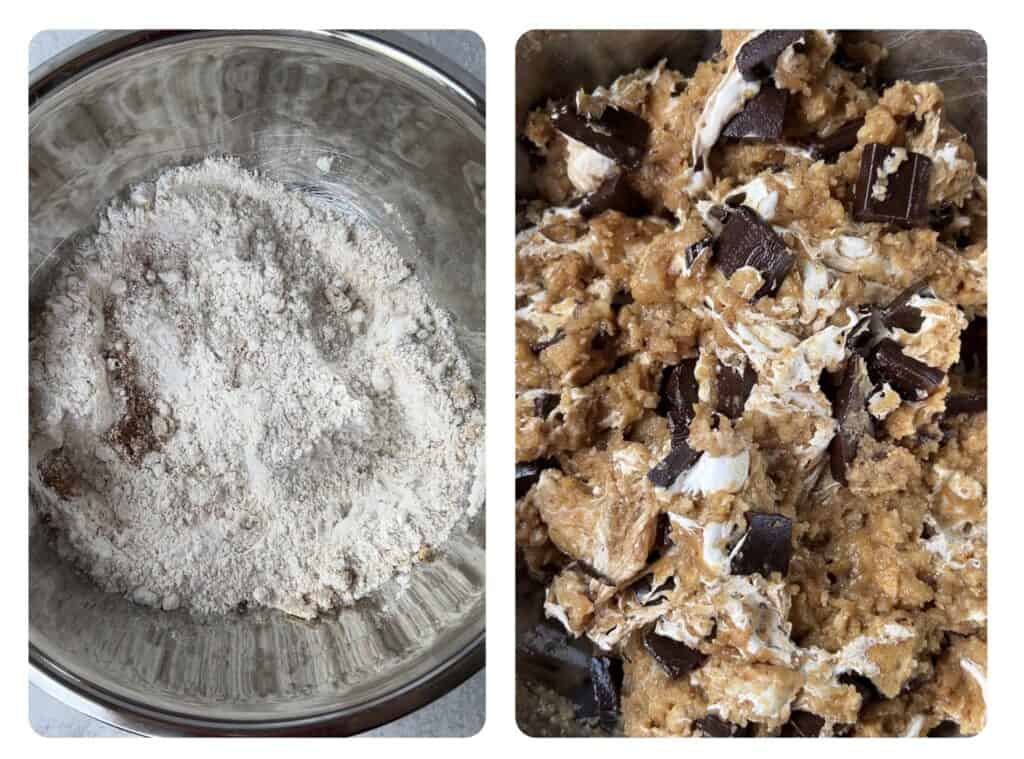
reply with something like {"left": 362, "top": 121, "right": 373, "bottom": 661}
{"left": 37, "top": 447, "right": 82, "bottom": 499}
{"left": 103, "top": 343, "right": 162, "bottom": 465}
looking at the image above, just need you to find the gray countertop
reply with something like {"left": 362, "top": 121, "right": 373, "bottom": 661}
{"left": 28, "top": 29, "right": 485, "bottom": 738}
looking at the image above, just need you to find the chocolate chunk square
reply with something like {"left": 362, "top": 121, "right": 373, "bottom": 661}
{"left": 808, "top": 118, "right": 864, "bottom": 162}
{"left": 721, "top": 85, "right": 789, "bottom": 141}
{"left": 867, "top": 338, "right": 944, "bottom": 400}
{"left": 737, "top": 31, "right": 806, "bottom": 81}
{"left": 829, "top": 354, "right": 874, "bottom": 486}
{"left": 708, "top": 204, "right": 729, "bottom": 222}
{"left": 695, "top": 714, "right": 752, "bottom": 737}
{"left": 730, "top": 512, "right": 793, "bottom": 577}
{"left": 647, "top": 442, "right": 701, "bottom": 489}
{"left": 590, "top": 656, "right": 624, "bottom": 726}
{"left": 580, "top": 173, "right": 650, "bottom": 218}
{"left": 716, "top": 361, "right": 757, "bottom": 419}
{"left": 853, "top": 143, "right": 932, "bottom": 227}
{"left": 550, "top": 99, "right": 650, "bottom": 169}
{"left": 881, "top": 282, "right": 928, "bottom": 332}
{"left": 714, "top": 206, "right": 794, "bottom": 298}
{"left": 643, "top": 628, "right": 707, "bottom": 679}
{"left": 781, "top": 710, "right": 825, "bottom": 737}
{"left": 662, "top": 358, "right": 700, "bottom": 432}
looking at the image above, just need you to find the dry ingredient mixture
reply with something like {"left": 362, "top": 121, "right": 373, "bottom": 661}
{"left": 516, "top": 31, "right": 986, "bottom": 737}
{"left": 30, "top": 158, "right": 483, "bottom": 620}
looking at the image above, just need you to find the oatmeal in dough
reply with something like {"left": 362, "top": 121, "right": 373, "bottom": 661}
{"left": 517, "top": 30, "right": 986, "bottom": 737}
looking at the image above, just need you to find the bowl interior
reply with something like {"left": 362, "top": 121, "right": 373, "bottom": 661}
{"left": 29, "top": 31, "right": 485, "bottom": 731}
{"left": 513, "top": 28, "right": 986, "bottom": 735}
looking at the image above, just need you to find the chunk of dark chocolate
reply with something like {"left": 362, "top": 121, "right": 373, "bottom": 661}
{"left": 662, "top": 358, "right": 700, "bottom": 432}
{"left": 590, "top": 656, "right": 624, "bottom": 726}
{"left": 853, "top": 144, "right": 932, "bottom": 227}
{"left": 881, "top": 282, "right": 928, "bottom": 333}
{"left": 829, "top": 354, "right": 874, "bottom": 486}
{"left": 532, "top": 391, "right": 560, "bottom": 419}
{"left": 730, "top": 512, "right": 793, "bottom": 577}
{"left": 721, "top": 85, "right": 789, "bottom": 141}
{"left": 647, "top": 442, "right": 701, "bottom": 489}
{"left": 714, "top": 206, "right": 794, "bottom": 298}
{"left": 650, "top": 360, "right": 705, "bottom": 487}
{"left": 946, "top": 390, "right": 986, "bottom": 415}
{"left": 685, "top": 237, "right": 713, "bottom": 269}
{"left": 643, "top": 628, "right": 707, "bottom": 679}
{"left": 550, "top": 99, "right": 650, "bottom": 169}
{"left": 808, "top": 118, "right": 865, "bottom": 162}
{"left": 515, "top": 459, "right": 558, "bottom": 499}
{"left": 868, "top": 338, "right": 944, "bottom": 400}
{"left": 736, "top": 31, "right": 806, "bottom": 81}
{"left": 781, "top": 710, "right": 825, "bottom": 737}
{"left": 580, "top": 173, "right": 650, "bottom": 218}
{"left": 695, "top": 714, "right": 752, "bottom": 737}
{"left": 716, "top": 361, "right": 757, "bottom": 419}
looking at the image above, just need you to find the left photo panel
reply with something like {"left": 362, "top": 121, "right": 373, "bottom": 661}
{"left": 28, "top": 30, "right": 485, "bottom": 737}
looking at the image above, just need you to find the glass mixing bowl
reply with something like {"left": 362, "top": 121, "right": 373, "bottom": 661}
{"left": 29, "top": 30, "right": 485, "bottom": 736}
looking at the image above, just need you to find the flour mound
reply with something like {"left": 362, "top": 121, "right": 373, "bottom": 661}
{"left": 29, "top": 158, "right": 483, "bottom": 619}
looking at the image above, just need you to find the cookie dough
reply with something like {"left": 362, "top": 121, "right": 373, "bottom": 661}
{"left": 516, "top": 30, "right": 986, "bottom": 737}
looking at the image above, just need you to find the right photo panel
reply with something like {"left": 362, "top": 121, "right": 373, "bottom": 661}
{"left": 515, "top": 30, "right": 987, "bottom": 737}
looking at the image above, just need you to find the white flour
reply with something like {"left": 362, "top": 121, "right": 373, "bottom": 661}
{"left": 29, "top": 158, "right": 484, "bottom": 619}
